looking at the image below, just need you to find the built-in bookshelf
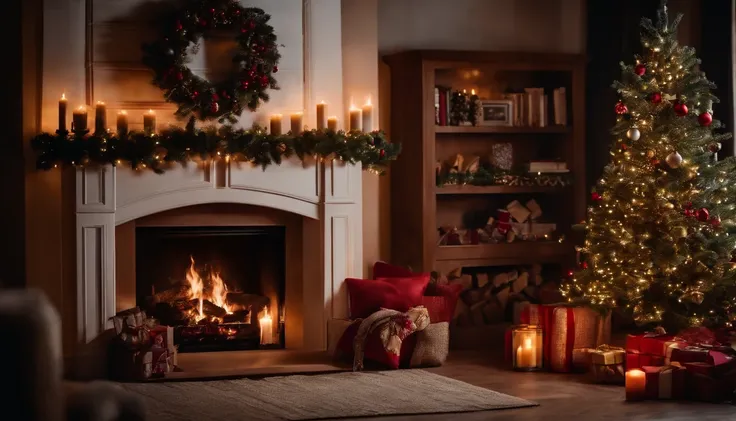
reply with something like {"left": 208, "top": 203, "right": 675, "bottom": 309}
{"left": 384, "top": 51, "right": 586, "bottom": 273}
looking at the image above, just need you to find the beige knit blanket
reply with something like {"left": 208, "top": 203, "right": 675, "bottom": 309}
{"left": 353, "top": 306, "right": 430, "bottom": 371}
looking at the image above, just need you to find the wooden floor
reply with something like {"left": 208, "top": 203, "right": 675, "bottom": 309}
{"left": 155, "top": 348, "right": 735, "bottom": 420}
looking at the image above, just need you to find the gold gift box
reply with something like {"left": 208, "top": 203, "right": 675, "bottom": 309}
{"left": 590, "top": 345, "right": 625, "bottom": 366}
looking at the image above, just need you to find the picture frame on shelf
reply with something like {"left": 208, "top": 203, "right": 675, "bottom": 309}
{"left": 479, "top": 100, "right": 513, "bottom": 126}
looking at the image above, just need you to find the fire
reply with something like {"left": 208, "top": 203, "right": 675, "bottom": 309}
{"left": 185, "top": 256, "right": 233, "bottom": 322}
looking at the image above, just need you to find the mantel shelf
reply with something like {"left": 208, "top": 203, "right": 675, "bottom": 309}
{"left": 435, "top": 125, "right": 569, "bottom": 134}
{"left": 436, "top": 185, "right": 567, "bottom": 195}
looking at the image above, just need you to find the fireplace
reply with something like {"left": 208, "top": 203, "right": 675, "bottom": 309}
{"left": 135, "top": 226, "right": 286, "bottom": 352}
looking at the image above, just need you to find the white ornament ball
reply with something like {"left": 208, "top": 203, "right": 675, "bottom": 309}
{"left": 626, "top": 127, "right": 641, "bottom": 141}
{"left": 666, "top": 151, "right": 683, "bottom": 168}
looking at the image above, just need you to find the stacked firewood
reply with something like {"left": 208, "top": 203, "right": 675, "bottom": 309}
{"left": 434, "top": 265, "right": 565, "bottom": 327}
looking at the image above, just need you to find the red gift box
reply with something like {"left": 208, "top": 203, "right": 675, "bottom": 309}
{"left": 684, "top": 362, "right": 736, "bottom": 403}
{"left": 642, "top": 365, "right": 686, "bottom": 400}
{"left": 626, "top": 352, "right": 665, "bottom": 370}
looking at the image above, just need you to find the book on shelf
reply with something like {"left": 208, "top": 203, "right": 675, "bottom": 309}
{"left": 528, "top": 161, "right": 569, "bottom": 173}
{"left": 553, "top": 87, "right": 567, "bottom": 125}
{"left": 434, "top": 86, "right": 451, "bottom": 126}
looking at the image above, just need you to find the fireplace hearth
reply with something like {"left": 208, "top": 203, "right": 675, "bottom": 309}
{"left": 136, "top": 226, "right": 286, "bottom": 352}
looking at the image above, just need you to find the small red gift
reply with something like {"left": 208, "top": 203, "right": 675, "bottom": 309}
{"left": 626, "top": 332, "right": 685, "bottom": 369}
{"left": 684, "top": 362, "right": 736, "bottom": 402}
{"left": 642, "top": 365, "right": 687, "bottom": 400}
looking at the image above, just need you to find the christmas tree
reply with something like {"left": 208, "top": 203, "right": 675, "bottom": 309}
{"left": 562, "top": 1, "right": 736, "bottom": 329}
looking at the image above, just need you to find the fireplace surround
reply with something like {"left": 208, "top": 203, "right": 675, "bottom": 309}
{"left": 76, "top": 158, "right": 362, "bottom": 352}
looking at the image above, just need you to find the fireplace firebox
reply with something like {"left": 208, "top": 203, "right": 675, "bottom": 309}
{"left": 135, "top": 226, "right": 286, "bottom": 352}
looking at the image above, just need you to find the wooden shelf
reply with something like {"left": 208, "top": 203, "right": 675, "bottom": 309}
{"left": 435, "top": 125, "right": 569, "bottom": 134}
{"left": 435, "top": 242, "right": 571, "bottom": 268}
{"left": 435, "top": 185, "right": 566, "bottom": 195}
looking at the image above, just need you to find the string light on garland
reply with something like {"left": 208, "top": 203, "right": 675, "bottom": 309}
{"left": 141, "top": 0, "right": 281, "bottom": 123}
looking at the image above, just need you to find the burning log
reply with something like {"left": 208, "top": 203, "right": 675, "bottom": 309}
{"left": 226, "top": 293, "right": 270, "bottom": 313}
{"left": 191, "top": 299, "right": 228, "bottom": 318}
{"left": 150, "top": 285, "right": 189, "bottom": 304}
{"left": 223, "top": 309, "right": 250, "bottom": 324}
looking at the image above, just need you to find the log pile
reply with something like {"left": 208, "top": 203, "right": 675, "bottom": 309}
{"left": 435, "top": 264, "right": 565, "bottom": 327}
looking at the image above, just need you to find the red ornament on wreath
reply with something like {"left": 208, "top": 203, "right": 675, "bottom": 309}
{"left": 650, "top": 92, "right": 663, "bottom": 104}
{"left": 634, "top": 64, "right": 646, "bottom": 76}
{"left": 591, "top": 192, "right": 602, "bottom": 201}
{"left": 699, "top": 112, "right": 713, "bottom": 126}
{"left": 697, "top": 208, "right": 710, "bottom": 222}
{"left": 673, "top": 101, "right": 688, "bottom": 116}
{"left": 615, "top": 101, "right": 628, "bottom": 115}
{"left": 379, "top": 149, "right": 386, "bottom": 158}
{"left": 142, "top": 0, "right": 281, "bottom": 121}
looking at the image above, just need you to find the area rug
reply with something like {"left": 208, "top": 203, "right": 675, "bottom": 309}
{"left": 121, "top": 370, "right": 536, "bottom": 420}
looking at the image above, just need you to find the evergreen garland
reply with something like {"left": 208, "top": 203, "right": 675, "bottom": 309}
{"left": 32, "top": 122, "right": 400, "bottom": 174}
{"left": 141, "top": 0, "right": 280, "bottom": 123}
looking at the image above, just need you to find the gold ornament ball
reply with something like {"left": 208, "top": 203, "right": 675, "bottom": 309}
{"left": 671, "top": 226, "right": 687, "bottom": 239}
{"left": 626, "top": 127, "right": 641, "bottom": 141}
{"left": 666, "top": 151, "right": 683, "bottom": 168}
{"left": 646, "top": 150, "right": 655, "bottom": 158}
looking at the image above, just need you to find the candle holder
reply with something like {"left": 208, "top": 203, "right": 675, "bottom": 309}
{"left": 510, "top": 324, "right": 543, "bottom": 371}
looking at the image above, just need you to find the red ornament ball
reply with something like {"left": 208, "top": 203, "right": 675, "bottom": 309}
{"left": 711, "top": 216, "right": 722, "bottom": 228}
{"left": 709, "top": 143, "right": 721, "bottom": 153}
{"left": 241, "top": 81, "right": 249, "bottom": 89}
{"left": 650, "top": 92, "right": 663, "bottom": 104}
{"left": 212, "top": 93, "right": 220, "bottom": 101}
{"left": 634, "top": 64, "right": 646, "bottom": 76}
{"left": 176, "top": 72, "right": 184, "bottom": 81}
{"left": 673, "top": 101, "right": 689, "bottom": 116}
{"left": 591, "top": 192, "right": 602, "bottom": 201}
{"left": 581, "top": 261, "right": 589, "bottom": 269}
{"left": 260, "top": 76, "right": 270, "bottom": 86}
{"left": 698, "top": 112, "right": 713, "bottom": 126}
{"left": 273, "top": 66, "right": 278, "bottom": 73}
{"left": 615, "top": 101, "right": 628, "bottom": 115}
{"left": 176, "top": 20, "right": 183, "bottom": 31}
{"left": 697, "top": 208, "right": 710, "bottom": 222}
{"left": 210, "top": 102, "right": 220, "bottom": 113}
{"left": 379, "top": 149, "right": 386, "bottom": 158}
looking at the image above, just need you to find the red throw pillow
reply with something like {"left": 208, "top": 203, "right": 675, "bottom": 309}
{"left": 345, "top": 276, "right": 429, "bottom": 319}
{"left": 372, "top": 261, "right": 421, "bottom": 279}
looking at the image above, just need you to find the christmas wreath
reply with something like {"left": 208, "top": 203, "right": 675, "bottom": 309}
{"left": 142, "top": 0, "right": 280, "bottom": 122}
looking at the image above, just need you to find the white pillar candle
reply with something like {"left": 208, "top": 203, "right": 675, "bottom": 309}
{"left": 327, "top": 116, "right": 338, "bottom": 131}
{"left": 58, "top": 94, "right": 68, "bottom": 132}
{"left": 290, "top": 112, "right": 303, "bottom": 134}
{"left": 349, "top": 106, "right": 362, "bottom": 132}
{"left": 259, "top": 308, "right": 273, "bottom": 345}
{"left": 143, "top": 109, "right": 156, "bottom": 134}
{"left": 270, "top": 114, "right": 283, "bottom": 136}
{"left": 362, "top": 98, "right": 373, "bottom": 132}
{"left": 625, "top": 369, "right": 646, "bottom": 401}
{"left": 316, "top": 101, "right": 327, "bottom": 130}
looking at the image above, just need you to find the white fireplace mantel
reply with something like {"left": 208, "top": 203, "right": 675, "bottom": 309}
{"left": 76, "top": 159, "right": 362, "bottom": 350}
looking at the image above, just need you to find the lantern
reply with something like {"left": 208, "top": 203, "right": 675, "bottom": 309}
{"left": 511, "top": 324, "right": 543, "bottom": 371}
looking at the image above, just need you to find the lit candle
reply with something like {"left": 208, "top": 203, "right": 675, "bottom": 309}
{"left": 94, "top": 101, "right": 107, "bottom": 134}
{"left": 259, "top": 307, "right": 273, "bottom": 345}
{"left": 471, "top": 89, "right": 476, "bottom": 96}
{"left": 58, "top": 93, "right": 68, "bottom": 132}
{"left": 316, "top": 101, "right": 327, "bottom": 130}
{"left": 270, "top": 114, "right": 283, "bottom": 136}
{"left": 72, "top": 106, "right": 88, "bottom": 132}
{"left": 361, "top": 97, "right": 373, "bottom": 132}
{"left": 349, "top": 106, "right": 362, "bottom": 132}
{"left": 524, "top": 336, "right": 536, "bottom": 367}
{"left": 327, "top": 116, "right": 338, "bottom": 131}
{"left": 290, "top": 112, "right": 303, "bottom": 134}
{"left": 143, "top": 109, "right": 156, "bottom": 134}
{"left": 117, "top": 111, "right": 129, "bottom": 136}
{"left": 625, "top": 369, "right": 646, "bottom": 401}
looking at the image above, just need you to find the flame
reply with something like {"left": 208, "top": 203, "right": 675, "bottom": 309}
{"left": 364, "top": 96, "right": 372, "bottom": 107}
{"left": 185, "top": 256, "right": 233, "bottom": 323}
{"left": 61, "top": 93, "right": 67, "bottom": 101}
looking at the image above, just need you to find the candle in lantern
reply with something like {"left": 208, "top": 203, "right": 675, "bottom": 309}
{"left": 270, "top": 114, "right": 283, "bottom": 136}
{"left": 361, "top": 97, "right": 373, "bottom": 132}
{"left": 327, "top": 116, "right": 338, "bottom": 131}
{"left": 625, "top": 369, "right": 646, "bottom": 401}
{"left": 290, "top": 112, "right": 303, "bottom": 134}
{"left": 316, "top": 101, "right": 327, "bottom": 130}
{"left": 143, "top": 109, "right": 156, "bottom": 134}
{"left": 117, "top": 111, "right": 129, "bottom": 136}
{"left": 349, "top": 106, "right": 362, "bottom": 132}
{"left": 94, "top": 101, "right": 107, "bottom": 134}
{"left": 515, "top": 336, "right": 536, "bottom": 369}
{"left": 58, "top": 93, "right": 68, "bottom": 132}
{"left": 72, "top": 106, "right": 88, "bottom": 132}
{"left": 259, "top": 307, "right": 273, "bottom": 345}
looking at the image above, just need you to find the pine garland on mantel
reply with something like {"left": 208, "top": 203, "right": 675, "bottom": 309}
{"left": 32, "top": 122, "right": 401, "bottom": 174}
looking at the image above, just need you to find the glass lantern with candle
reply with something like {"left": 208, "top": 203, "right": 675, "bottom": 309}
{"left": 510, "top": 324, "right": 543, "bottom": 371}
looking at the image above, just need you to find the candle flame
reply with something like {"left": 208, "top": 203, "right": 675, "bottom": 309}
{"left": 147, "top": 109, "right": 155, "bottom": 115}
{"left": 364, "top": 96, "right": 372, "bottom": 107}
{"left": 471, "top": 89, "right": 476, "bottom": 95}
{"left": 272, "top": 114, "right": 282, "bottom": 118}
{"left": 119, "top": 110, "right": 127, "bottom": 115}
{"left": 320, "top": 100, "right": 326, "bottom": 104}
{"left": 463, "top": 89, "right": 467, "bottom": 94}
{"left": 349, "top": 104, "right": 359, "bottom": 111}
{"left": 97, "top": 101, "right": 105, "bottom": 105}
{"left": 61, "top": 93, "right": 67, "bottom": 101}
{"left": 328, "top": 116, "right": 338, "bottom": 120}
{"left": 292, "top": 111, "right": 303, "bottom": 116}
{"left": 77, "top": 105, "right": 86, "bottom": 111}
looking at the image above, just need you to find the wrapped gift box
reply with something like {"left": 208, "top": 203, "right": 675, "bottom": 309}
{"left": 150, "top": 325, "right": 175, "bottom": 350}
{"left": 627, "top": 353, "right": 664, "bottom": 370}
{"left": 109, "top": 347, "right": 153, "bottom": 381}
{"left": 587, "top": 345, "right": 626, "bottom": 384}
{"left": 626, "top": 333, "right": 686, "bottom": 369}
{"left": 684, "top": 361, "right": 736, "bottom": 402}
{"left": 642, "top": 365, "right": 687, "bottom": 400}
